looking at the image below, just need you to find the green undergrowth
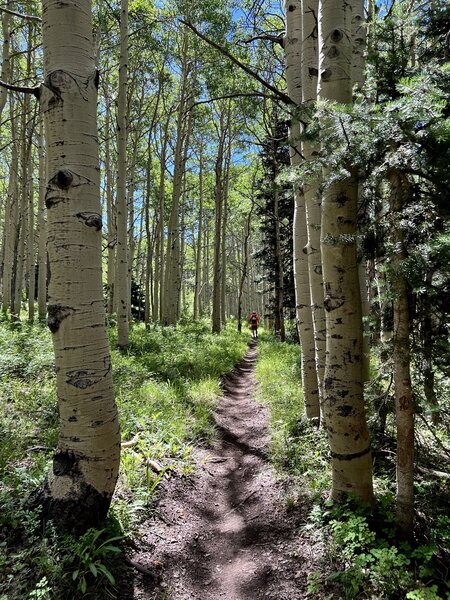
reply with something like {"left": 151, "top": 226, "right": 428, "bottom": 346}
{"left": 0, "top": 317, "right": 248, "bottom": 599}
{"left": 254, "top": 333, "right": 330, "bottom": 496}
{"left": 254, "top": 334, "right": 449, "bottom": 599}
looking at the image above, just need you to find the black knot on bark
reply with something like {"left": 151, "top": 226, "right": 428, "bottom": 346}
{"left": 327, "top": 45, "right": 339, "bottom": 58}
{"left": 288, "top": 3, "right": 296, "bottom": 10}
{"left": 56, "top": 169, "right": 73, "bottom": 190}
{"left": 331, "top": 29, "right": 343, "bottom": 43}
{"left": 308, "top": 67, "right": 318, "bottom": 78}
{"left": 47, "top": 304, "right": 74, "bottom": 333}
{"left": 53, "top": 450, "right": 80, "bottom": 476}
{"left": 321, "top": 68, "right": 332, "bottom": 81}
{"left": 76, "top": 212, "right": 103, "bottom": 231}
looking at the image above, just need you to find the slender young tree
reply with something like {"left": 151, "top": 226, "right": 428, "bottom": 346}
{"left": 35, "top": 0, "right": 121, "bottom": 528}
{"left": 116, "top": 0, "right": 129, "bottom": 347}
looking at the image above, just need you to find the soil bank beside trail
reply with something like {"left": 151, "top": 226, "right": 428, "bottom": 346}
{"left": 126, "top": 341, "right": 319, "bottom": 599}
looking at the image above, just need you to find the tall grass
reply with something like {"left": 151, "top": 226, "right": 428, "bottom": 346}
{"left": 0, "top": 317, "right": 248, "bottom": 599}
{"left": 254, "top": 333, "right": 330, "bottom": 495}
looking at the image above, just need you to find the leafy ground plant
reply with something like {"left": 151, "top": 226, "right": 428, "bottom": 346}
{"left": 0, "top": 319, "right": 248, "bottom": 598}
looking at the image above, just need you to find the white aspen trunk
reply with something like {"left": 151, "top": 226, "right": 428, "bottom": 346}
{"left": 154, "top": 120, "right": 169, "bottom": 321}
{"left": 203, "top": 215, "right": 210, "bottom": 314}
{"left": 193, "top": 147, "right": 204, "bottom": 320}
{"left": 2, "top": 97, "right": 18, "bottom": 313}
{"left": 318, "top": 0, "right": 373, "bottom": 502}
{"left": 27, "top": 126, "right": 35, "bottom": 322}
{"left": 390, "top": 169, "right": 414, "bottom": 538}
{"left": 13, "top": 104, "right": 31, "bottom": 320}
{"left": 144, "top": 134, "right": 152, "bottom": 328}
{"left": 37, "top": 119, "right": 47, "bottom": 320}
{"left": 212, "top": 110, "right": 226, "bottom": 334}
{"left": 0, "top": 0, "right": 10, "bottom": 120}
{"left": 220, "top": 128, "right": 231, "bottom": 328}
{"left": 35, "top": 0, "right": 120, "bottom": 528}
{"left": 162, "top": 41, "right": 190, "bottom": 326}
{"left": 116, "top": 0, "right": 129, "bottom": 347}
{"left": 285, "top": 0, "right": 320, "bottom": 418}
{"left": 302, "top": 0, "right": 326, "bottom": 405}
{"left": 104, "top": 95, "right": 115, "bottom": 317}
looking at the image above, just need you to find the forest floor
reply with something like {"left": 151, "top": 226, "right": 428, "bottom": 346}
{"left": 119, "top": 340, "right": 320, "bottom": 599}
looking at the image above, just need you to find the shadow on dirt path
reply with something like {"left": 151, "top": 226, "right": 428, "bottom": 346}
{"left": 124, "top": 340, "right": 317, "bottom": 599}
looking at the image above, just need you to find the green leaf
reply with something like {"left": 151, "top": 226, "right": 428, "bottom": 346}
{"left": 89, "top": 563, "right": 98, "bottom": 577}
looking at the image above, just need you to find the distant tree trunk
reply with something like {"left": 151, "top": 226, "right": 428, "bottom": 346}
{"left": 238, "top": 202, "right": 253, "bottom": 333}
{"left": 27, "top": 120, "right": 36, "bottom": 322}
{"left": 212, "top": 108, "right": 227, "bottom": 333}
{"left": 37, "top": 119, "right": 47, "bottom": 320}
{"left": 13, "top": 104, "right": 31, "bottom": 320}
{"left": 154, "top": 119, "right": 169, "bottom": 321}
{"left": 318, "top": 0, "right": 374, "bottom": 503}
{"left": 193, "top": 147, "right": 204, "bottom": 320}
{"left": 389, "top": 168, "right": 414, "bottom": 538}
{"left": 144, "top": 134, "right": 153, "bottom": 328}
{"left": 162, "top": 35, "right": 192, "bottom": 326}
{"left": 421, "top": 273, "right": 439, "bottom": 425}
{"left": 36, "top": 0, "right": 120, "bottom": 529}
{"left": 116, "top": 0, "right": 129, "bottom": 347}
{"left": 2, "top": 100, "right": 19, "bottom": 314}
{"left": 221, "top": 132, "right": 231, "bottom": 328}
{"left": 104, "top": 94, "right": 115, "bottom": 317}
{"left": 0, "top": 0, "right": 10, "bottom": 120}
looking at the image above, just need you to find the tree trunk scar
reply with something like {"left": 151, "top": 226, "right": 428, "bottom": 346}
{"left": 76, "top": 212, "right": 102, "bottom": 230}
{"left": 47, "top": 304, "right": 74, "bottom": 333}
{"left": 331, "top": 445, "right": 371, "bottom": 461}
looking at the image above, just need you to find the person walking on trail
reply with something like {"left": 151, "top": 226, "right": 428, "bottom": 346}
{"left": 248, "top": 311, "right": 260, "bottom": 339}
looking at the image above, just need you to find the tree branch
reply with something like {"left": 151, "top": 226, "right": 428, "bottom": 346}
{"left": 190, "top": 91, "right": 279, "bottom": 109}
{"left": 0, "top": 6, "right": 41, "bottom": 22}
{"left": 181, "top": 20, "right": 295, "bottom": 107}
{"left": 0, "top": 79, "right": 40, "bottom": 96}
{"left": 240, "top": 34, "right": 284, "bottom": 47}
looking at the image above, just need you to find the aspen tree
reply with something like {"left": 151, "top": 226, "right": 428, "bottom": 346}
{"left": 318, "top": 0, "right": 373, "bottom": 502}
{"left": 2, "top": 97, "right": 18, "bottom": 314}
{"left": 36, "top": 0, "right": 120, "bottom": 527}
{"left": 162, "top": 33, "right": 191, "bottom": 325}
{"left": 193, "top": 143, "right": 204, "bottom": 320}
{"left": 154, "top": 118, "right": 170, "bottom": 321}
{"left": 116, "top": 0, "right": 129, "bottom": 347}
{"left": 212, "top": 105, "right": 228, "bottom": 333}
{"left": 284, "top": 0, "right": 319, "bottom": 418}
{"left": 37, "top": 119, "right": 46, "bottom": 320}
{"left": 0, "top": 0, "right": 10, "bottom": 120}
{"left": 389, "top": 169, "right": 414, "bottom": 537}
{"left": 301, "top": 0, "right": 326, "bottom": 405}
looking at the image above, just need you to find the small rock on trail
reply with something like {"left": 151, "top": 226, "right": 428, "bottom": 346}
{"left": 123, "top": 341, "right": 317, "bottom": 600}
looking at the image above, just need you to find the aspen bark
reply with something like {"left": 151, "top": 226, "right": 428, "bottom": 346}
{"left": 302, "top": 0, "right": 326, "bottom": 404}
{"left": 318, "top": 0, "right": 373, "bottom": 502}
{"left": 36, "top": 0, "right": 120, "bottom": 528}
{"left": 0, "top": 0, "right": 10, "bottom": 120}
{"left": 37, "top": 119, "right": 47, "bottom": 320}
{"left": 212, "top": 109, "right": 227, "bottom": 334}
{"left": 390, "top": 169, "right": 414, "bottom": 537}
{"left": 162, "top": 38, "right": 191, "bottom": 325}
{"left": 285, "top": 0, "right": 319, "bottom": 418}
{"left": 2, "top": 97, "right": 18, "bottom": 314}
{"left": 193, "top": 147, "right": 204, "bottom": 321}
{"left": 104, "top": 95, "right": 115, "bottom": 317}
{"left": 154, "top": 119, "right": 169, "bottom": 321}
{"left": 116, "top": 0, "right": 129, "bottom": 347}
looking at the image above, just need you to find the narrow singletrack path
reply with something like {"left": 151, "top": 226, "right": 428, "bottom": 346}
{"left": 127, "top": 341, "right": 315, "bottom": 599}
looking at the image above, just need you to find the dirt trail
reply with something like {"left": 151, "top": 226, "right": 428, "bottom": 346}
{"left": 126, "top": 341, "right": 314, "bottom": 599}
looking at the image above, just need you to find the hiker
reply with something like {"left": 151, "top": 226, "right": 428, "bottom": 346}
{"left": 248, "top": 311, "right": 260, "bottom": 338}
